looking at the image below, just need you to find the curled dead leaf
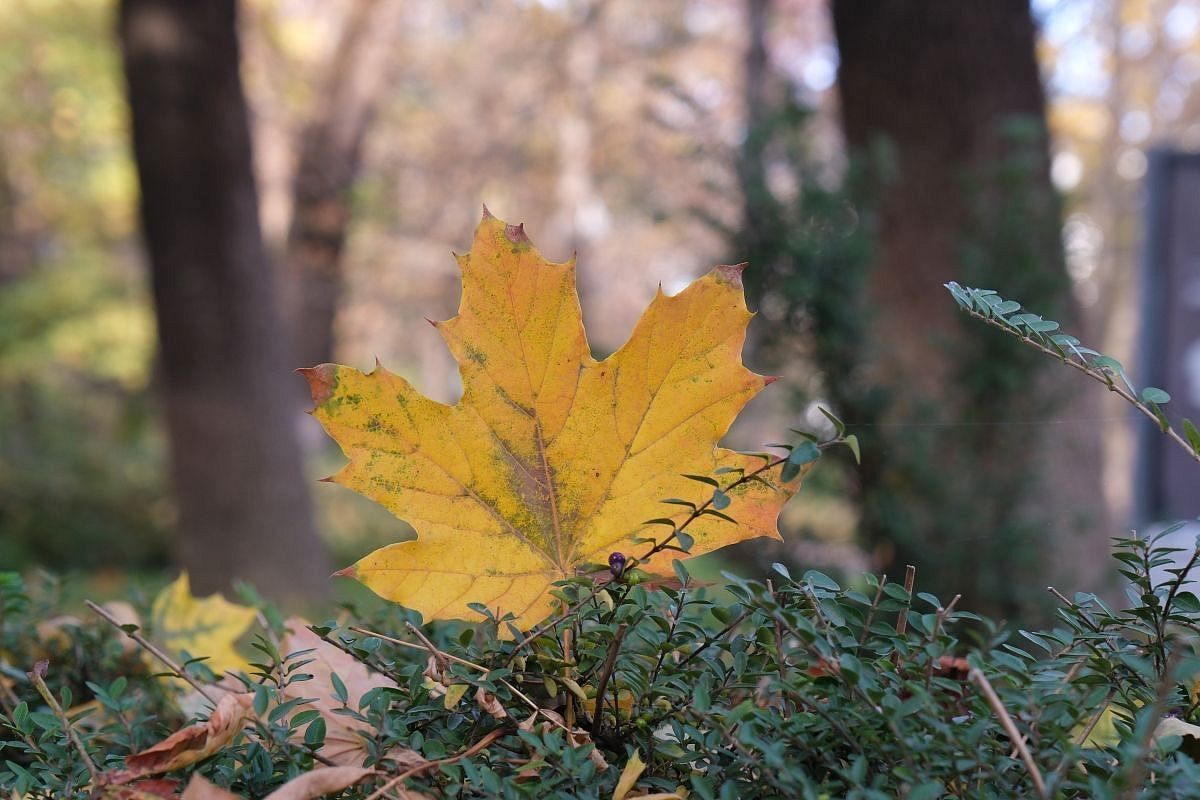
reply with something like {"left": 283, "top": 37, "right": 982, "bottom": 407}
{"left": 97, "top": 778, "right": 180, "bottom": 800}
{"left": 262, "top": 766, "right": 375, "bottom": 800}
{"left": 180, "top": 775, "right": 242, "bottom": 800}
{"left": 422, "top": 654, "right": 450, "bottom": 698}
{"left": 475, "top": 686, "right": 508, "bottom": 720}
{"left": 279, "top": 618, "right": 411, "bottom": 767}
{"left": 518, "top": 708, "right": 608, "bottom": 772}
{"left": 105, "top": 692, "right": 254, "bottom": 784}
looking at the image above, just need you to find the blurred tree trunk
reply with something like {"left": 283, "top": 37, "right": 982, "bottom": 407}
{"left": 832, "top": 0, "right": 1054, "bottom": 390}
{"left": 0, "top": 143, "right": 36, "bottom": 284}
{"left": 119, "top": 0, "right": 331, "bottom": 599}
{"left": 831, "top": 0, "right": 1111, "bottom": 608}
{"left": 282, "top": 0, "right": 405, "bottom": 370}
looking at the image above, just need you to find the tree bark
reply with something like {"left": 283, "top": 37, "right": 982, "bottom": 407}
{"left": 119, "top": 0, "right": 331, "bottom": 599}
{"left": 832, "top": 0, "right": 1054, "bottom": 390}
{"left": 282, "top": 0, "right": 405, "bottom": 370}
{"left": 831, "top": 0, "right": 1111, "bottom": 607}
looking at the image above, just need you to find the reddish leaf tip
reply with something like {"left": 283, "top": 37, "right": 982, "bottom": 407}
{"left": 764, "top": 374, "right": 781, "bottom": 385}
{"left": 481, "top": 203, "right": 494, "bottom": 220}
{"left": 716, "top": 263, "right": 748, "bottom": 288}
{"left": 333, "top": 564, "right": 358, "bottom": 580}
{"left": 298, "top": 364, "right": 337, "bottom": 406}
{"left": 318, "top": 475, "right": 335, "bottom": 483}
{"left": 504, "top": 222, "right": 529, "bottom": 245}
{"left": 425, "top": 316, "right": 439, "bottom": 327}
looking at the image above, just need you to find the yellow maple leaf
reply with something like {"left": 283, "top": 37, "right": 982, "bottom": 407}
{"left": 303, "top": 211, "right": 807, "bottom": 630}
{"left": 150, "top": 573, "right": 257, "bottom": 675}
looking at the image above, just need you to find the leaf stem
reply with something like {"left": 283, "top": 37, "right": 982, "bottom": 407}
{"left": 969, "top": 667, "right": 1048, "bottom": 800}
{"left": 348, "top": 625, "right": 570, "bottom": 734}
{"left": 590, "top": 623, "right": 627, "bottom": 736}
{"left": 363, "top": 727, "right": 505, "bottom": 800}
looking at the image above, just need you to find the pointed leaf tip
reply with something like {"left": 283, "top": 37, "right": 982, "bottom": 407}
{"left": 716, "top": 263, "right": 748, "bottom": 287}
{"left": 424, "top": 316, "right": 439, "bottom": 327}
{"left": 298, "top": 364, "right": 337, "bottom": 406}
{"left": 481, "top": 202, "right": 494, "bottom": 219}
{"left": 504, "top": 222, "right": 529, "bottom": 245}
{"left": 764, "top": 375, "right": 781, "bottom": 385}
{"left": 332, "top": 565, "right": 358, "bottom": 580}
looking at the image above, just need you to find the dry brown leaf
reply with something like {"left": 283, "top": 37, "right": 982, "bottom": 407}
{"left": 105, "top": 692, "right": 254, "bottom": 783}
{"left": 97, "top": 778, "right": 181, "bottom": 800}
{"left": 180, "top": 774, "right": 243, "bottom": 800}
{"left": 474, "top": 686, "right": 508, "bottom": 720}
{"left": 518, "top": 708, "right": 608, "bottom": 772}
{"left": 261, "top": 766, "right": 375, "bottom": 799}
{"left": 280, "top": 618, "right": 425, "bottom": 768}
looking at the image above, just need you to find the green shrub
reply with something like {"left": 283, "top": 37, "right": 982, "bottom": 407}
{"left": 4, "top": 290, "right": 1200, "bottom": 798}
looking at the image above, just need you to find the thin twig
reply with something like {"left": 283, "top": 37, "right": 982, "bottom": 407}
{"left": 1074, "top": 688, "right": 1116, "bottom": 749}
{"left": 85, "top": 599, "right": 218, "bottom": 705}
{"left": 969, "top": 668, "right": 1048, "bottom": 800}
{"left": 28, "top": 660, "right": 99, "bottom": 787}
{"left": 675, "top": 610, "right": 752, "bottom": 671}
{"left": 590, "top": 623, "right": 628, "bottom": 736}
{"left": 1119, "top": 652, "right": 1181, "bottom": 799}
{"left": 1044, "top": 686, "right": 1117, "bottom": 793}
{"left": 858, "top": 575, "right": 887, "bottom": 646}
{"left": 363, "top": 727, "right": 505, "bottom": 800}
{"left": 348, "top": 625, "right": 570, "bottom": 734}
{"left": 963, "top": 306, "right": 1200, "bottom": 464}
{"left": 507, "top": 438, "right": 841, "bottom": 666}
{"left": 505, "top": 584, "right": 606, "bottom": 665}
{"left": 0, "top": 670, "right": 43, "bottom": 758}
{"left": 1157, "top": 544, "right": 1200, "bottom": 667}
{"left": 767, "top": 579, "right": 788, "bottom": 690}
{"left": 405, "top": 622, "right": 451, "bottom": 673}
{"left": 924, "top": 594, "right": 962, "bottom": 689}
{"left": 895, "top": 565, "right": 916, "bottom": 635}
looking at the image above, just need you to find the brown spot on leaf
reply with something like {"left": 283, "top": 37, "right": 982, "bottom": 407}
{"left": 297, "top": 364, "right": 337, "bottom": 406}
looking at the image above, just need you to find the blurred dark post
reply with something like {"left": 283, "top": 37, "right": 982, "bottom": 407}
{"left": 831, "top": 0, "right": 1110, "bottom": 611}
{"left": 119, "top": 0, "right": 331, "bottom": 598}
{"left": 283, "top": 0, "right": 405, "bottom": 371}
{"left": 1137, "top": 149, "right": 1200, "bottom": 522}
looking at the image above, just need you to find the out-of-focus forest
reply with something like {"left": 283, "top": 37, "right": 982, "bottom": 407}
{"left": 1, "top": 0, "right": 1193, "bottom": 623}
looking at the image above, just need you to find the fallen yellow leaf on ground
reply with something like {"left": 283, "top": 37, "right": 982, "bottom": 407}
{"left": 150, "top": 573, "right": 257, "bottom": 677}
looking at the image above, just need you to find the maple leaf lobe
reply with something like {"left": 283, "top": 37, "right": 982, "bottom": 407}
{"left": 297, "top": 364, "right": 337, "bottom": 406}
{"left": 715, "top": 262, "right": 749, "bottom": 288}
